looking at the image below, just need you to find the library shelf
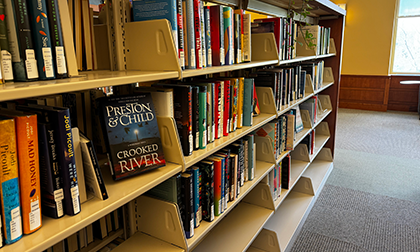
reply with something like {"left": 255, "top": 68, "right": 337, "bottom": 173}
{"left": 278, "top": 53, "right": 336, "bottom": 65}
{"left": 188, "top": 160, "right": 275, "bottom": 250}
{"left": 302, "top": 149, "right": 334, "bottom": 194}
{"left": 80, "top": 229, "right": 124, "bottom": 252}
{"left": 0, "top": 70, "right": 179, "bottom": 102}
{"left": 1, "top": 162, "right": 182, "bottom": 252}
{"left": 277, "top": 91, "right": 314, "bottom": 117}
{"left": 247, "top": 247, "right": 266, "bottom": 252}
{"left": 192, "top": 202, "right": 274, "bottom": 252}
{"left": 181, "top": 60, "right": 279, "bottom": 78}
{"left": 294, "top": 127, "right": 313, "bottom": 149}
{"left": 311, "top": 124, "right": 331, "bottom": 162}
{"left": 315, "top": 81, "right": 334, "bottom": 94}
{"left": 184, "top": 113, "right": 276, "bottom": 169}
{"left": 113, "top": 232, "right": 185, "bottom": 252}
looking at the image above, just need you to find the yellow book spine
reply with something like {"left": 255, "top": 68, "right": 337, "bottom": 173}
{"left": 237, "top": 77, "right": 244, "bottom": 128}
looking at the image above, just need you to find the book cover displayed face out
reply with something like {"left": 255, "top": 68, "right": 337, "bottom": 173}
{"left": 98, "top": 93, "right": 166, "bottom": 180}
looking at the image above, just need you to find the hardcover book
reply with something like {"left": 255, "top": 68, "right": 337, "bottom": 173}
{"left": 181, "top": 172, "right": 194, "bottom": 238}
{"left": 209, "top": 5, "right": 224, "bottom": 66}
{"left": 0, "top": 0, "right": 13, "bottom": 81}
{"left": 243, "top": 78, "right": 254, "bottom": 126}
{"left": 183, "top": 0, "right": 195, "bottom": 69}
{"left": 98, "top": 94, "right": 166, "bottom": 180}
{"left": 198, "top": 160, "right": 214, "bottom": 222}
{"left": 0, "top": 117, "right": 22, "bottom": 244}
{"left": 223, "top": 6, "right": 233, "bottom": 65}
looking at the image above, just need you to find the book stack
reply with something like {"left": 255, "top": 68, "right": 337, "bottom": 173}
{"left": 131, "top": 1, "right": 252, "bottom": 69}
{"left": 147, "top": 134, "right": 255, "bottom": 238}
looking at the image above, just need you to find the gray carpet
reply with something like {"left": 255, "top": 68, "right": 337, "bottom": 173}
{"left": 290, "top": 109, "right": 420, "bottom": 252}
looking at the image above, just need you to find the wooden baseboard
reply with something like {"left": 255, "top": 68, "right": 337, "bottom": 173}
{"left": 388, "top": 75, "right": 419, "bottom": 112}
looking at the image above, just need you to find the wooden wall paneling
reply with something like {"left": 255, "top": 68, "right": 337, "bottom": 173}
{"left": 319, "top": 16, "right": 345, "bottom": 158}
{"left": 388, "top": 76, "right": 420, "bottom": 112}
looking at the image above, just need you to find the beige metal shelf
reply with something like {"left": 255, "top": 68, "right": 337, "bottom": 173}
{"left": 2, "top": 162, "right": 182, "bottom": 252}
{"left": 113, "top": 232, "right": 185, "bottom": 252}
{"left": 278, "top": 54, "right": 336, "bottom": 66}
{"left": 0, "top": 70, "right": 179, "bottom": 102}
{"left": 192, "top": 202, "right": 274, "bottom": 252}
{"left": 184, "top": 113, "right": 276, "bottom": 169}
{"left": 80, "top": 229, "right": 124, "bottom": 252}
{"left": 303, "top": 148, "right": 334, "bottom": 194}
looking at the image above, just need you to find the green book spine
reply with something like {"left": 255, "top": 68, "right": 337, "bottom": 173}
{"left": 243, "top": 78, "right": 254, "bottom": 126}
{"left": 198, "top": 86, "right": 207, "bottom": 149}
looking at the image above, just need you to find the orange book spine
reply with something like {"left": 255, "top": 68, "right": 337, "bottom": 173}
{"left": 15, "top": 115, "right": 42, "bottom": 234}
{"left": 0, "top": 118, "right": 22, "bottom": 244}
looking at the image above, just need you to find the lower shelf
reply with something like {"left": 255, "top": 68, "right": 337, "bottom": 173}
{"left": 193, "top": 202, "right": 273, "bottom": 252}
{"left": 81, "top": 229, "right": 124, "bottom": 252}
{"left": 113, "top": 232, "right": 185, "bottom": 252}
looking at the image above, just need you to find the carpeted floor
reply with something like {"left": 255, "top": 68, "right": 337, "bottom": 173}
{"left": 290, "top": 109, "right": 420, "bottom": 252}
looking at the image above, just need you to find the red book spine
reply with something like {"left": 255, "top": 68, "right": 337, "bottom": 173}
{"left": 193, "top": 0, "right": 203, "bottom": 69}
{"left": 214, "top": 82, "right": 221, "bottom": 139}
{"left": 210, "top": 6, "right": 221, "bottom": 66}
{"left": 223, "top": 80, "right": 231, "bottom": 136}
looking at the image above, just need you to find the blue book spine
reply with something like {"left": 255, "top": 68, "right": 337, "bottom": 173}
{"left": 184, "top": 0, "right": 195, "bottom": 69}
{"left": 219, "top": 157, "right": 225, "bottom": 213}
{"left": 192, "top": 167, "right": 200, "bottom": 228}
{"left": 132, "top": 0, "right": 178, "bottom": 51}
{"left": 28, "top": 0, "right": 56, "bottom": 80}
{"left": 243, "top": 78, "right": 254, "bottom": 126}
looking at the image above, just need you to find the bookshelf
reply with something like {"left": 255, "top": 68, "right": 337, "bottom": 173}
{"left": 0, "top": 0, "right": 345, "bottom": 251}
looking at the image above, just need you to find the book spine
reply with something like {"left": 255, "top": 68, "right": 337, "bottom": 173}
{"left": 200, "top": 162, "right": 214, "bottom": 222}
{"left": 181, "top": 173, "right": 194, "bottom": 238}
{"left": 223, "top": 7, "right": 232, "bottom": 65}
{"left": 0, "top": 118, "right": 22, "bottom": 244}
{"left": 192, "top": 167, "right": 200, "bottom": 227}
{"left": 177, "top": 0, "right": 185, "bottom": 70}
{"left": 228, "top": 155, "right": 235, "bottom": 201}
{"left": 192, "top": 86, "right": 199, "bottom": 150}
{"left": 38, "top": 122, "right": 64, "bottom": 219}
{"left": 51, "top": 109, "right": 80, "bottom": 216}
{"left": 214, "top": 82, "right": 221, "bottom": 139}
{"left": 231, "top": 79, "right": 238, "bottom": 132}
{"left": 86, "top": 140, "right": 108, "bottom": 200}
{"left": 237, "top": 77, "right": 244, "bottom": 129}
{"left": 281, "top": 154, "right": 290, "bottom": 189}
{"left": 199, "top": 2, "right": 206, "bottom": 68}
{"left": 223, "top": 80, "right": 230, "bottom": 136}
{"left": 243, "top": 13, "right": 250, "bottom": 62}
{"left": 247, "top": 134, "right": 254, "bottom": 180}
{"left": 193, "top": 0, "right": 202, "bottom": 69}
{"left": 15, "top": 115, "right": 42, "bottom": 234}
{"left": 0, "top": 0, "right": 13, "bottom": 81}
{"left": 28, "top": 0, "right": 56, "bottom": 80}
{"left": 46, "top": 0, "right": 67, "bottom": 78}
{"left": 213, "top": 159, "right": 222, "bottom": 216}
{"left": 209, "top": 6, "right": 221, "bottom": 66}
{"left": 243, "top": 138, "right": 248, "bottom": 182}
{"left": 243, "top": 78, "right": 254, "bottom": 126}
{"left": 184, "top": 0, "right": 195, "bottom": 69}
{"left": 234, "top": 13, "right": 240, "bottom": 64}
{"left": 198, "top": 86, "right": 207, "bottom": 149}
{"left": 204, "top": 6, "right": 211, "bottom": 67}
{"left": 206, "top": 84, "right": 213, "bottom": 143}
{"left": 219, "top": 81, "right": 224, "bottom": 138}
{"left": 10, "top": 0, "right": 38, "bottom": 81}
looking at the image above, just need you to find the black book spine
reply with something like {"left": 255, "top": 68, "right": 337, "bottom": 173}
{"left": 281, "top": 154, "right": 290, "bottom": 189}
{"left": 45, "top": 0, "right": 67, "bottom": 78}
{"left": 177, "top": 87, "right": 193, "bottom": 156}
{"left": 181, "top": 173, "right": 194, "bottom": 238}
{"left": 199, "top": 162, "right": 214, "bottom": 222}
{"left": 228, "top": 155, "right": 235, "bottom": 201}
{"left": 38, "top": 122, "right": 64, "bottom": 219}
{"left": 86, "top": 140, "right": 108, "bottom": 200}
{"left": 192, "top": 86, "right": 199, "bottom": 150}
{"left": 50, "top": 108, "right": 80, "bottom": 215}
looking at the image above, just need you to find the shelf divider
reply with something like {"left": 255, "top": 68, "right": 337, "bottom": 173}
{"left": 157, "top": 116, "right": 186, "bottom": 170}
{"left": 249, "top": 229, "right": 281, "bottom": 252}
{"left": 243, "top": 183, "right": 275, "bottom": 211}
{"left": 255, "top": 136, "right": 277, "bottom": 164}
{"left": 251, "top": 33, "right": 280, "bottom": 61}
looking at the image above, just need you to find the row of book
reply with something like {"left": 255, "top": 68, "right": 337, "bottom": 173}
{"left": 147, "top": 135, "right": 255, "bottom": 238}
{"left": 267, "top": 154, "right": 291, "bottom": 200}
{"left": 44, "top": 209, "right": 123, "bottom": 252}
{"left": 140, "top": 77, "right": 259, "bottom": 157}
{"left": 0, "top": 0, "right": 74, "bottom": 81}
{"left": 298, "top": 25, "right": 332, "bottom": 56}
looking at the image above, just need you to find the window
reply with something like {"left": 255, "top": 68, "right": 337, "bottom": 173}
{"left": 391, "top": 0, "right": 420, "bottom": 74}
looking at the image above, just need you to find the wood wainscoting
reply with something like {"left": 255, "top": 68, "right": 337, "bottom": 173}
{"left": 338, "top": 75, "right": 419, "bottom": 112}
{"left": 339, "top": 75, "right": 390, "bottom": 111}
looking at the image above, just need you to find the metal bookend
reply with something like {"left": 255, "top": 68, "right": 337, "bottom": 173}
{"left": 250, "top": 229, "right": 281, "bottom": 252}
{"left": 255, "top": 87, "right": 278, "bottom": 115}
{"left": 293, "top": 176, "right": 315, "bottom": 196}
{"left": 323, "top": 67, "right": 334, "bottom": 83}
{"left": 125, "top": 20, "right": 181, "bottom": 75}
{"left": 305, "top": 74, "right": 315, "bottom": 95}
{"left": 315, "top": 122, "right": 331, "bottom": 138}
{"left": 243, "top": 183, "right": 276, "bottom": 211}
{"left": 135, "top": 195, "right": 188, "bottom": 251}
{"left": 291, "top": 144, "right": 311, "bottom": 163}
{"left": 156, "top": 116, "right": 185, "bottom": 169}
{"left": 251, "top": 33, "right": 280, "bottom": 61}
{"left": 300, "top": 110, "right": 312, "bottom": 129}
{"left": 329, "top": 38, "right": 337, "bottom": 54}
{"left": 255, "top": 136, "right": 277, "bottom": 164}
{"left": 314, "top": 148, "right": 333, "bottom": 162}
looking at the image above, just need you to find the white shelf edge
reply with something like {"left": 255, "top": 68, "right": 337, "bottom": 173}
{"left": 315, "top": 81, "right": 334, "bottom": 94}
{"left": 278, "top": 54, "right": 336, "bottom": 66}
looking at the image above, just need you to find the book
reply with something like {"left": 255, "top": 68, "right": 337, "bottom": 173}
{"left": 206, "top": 156, "right": 222, "bottom": 216}
{"left": 281, "top": 154, "right": 291, "bottom": 189}
{"left": 134, "top": 86, "right": 174, "bottom": 118}
{"left": 199, "top": 1, "right": 206, "bottom": 68}
{"left": 222, "top": 79, "right": 231, "bottom": 136}
{"left": 223, "top": 6, "right": 233, "bottom": 65}
{"left": 254, "top": 17, "right": 283, "bottom": 58}
{"left": 0, "top": 0, "right": 12, "bottom": 81}
{"left": 237, "top": 77, "right": 244, "bottom": 128}
{"left": 98, "top": 94, "right": 166, "bottom": 180}
{"left": 253, "top": 84, "right": 260, "bottom": 116}
{"left": 8, "top": 0, "right": 38, "bottom": 81}
{"left": 243, "top": 13, "right": 251, "bottom": 62}
{"left": 294, "top": 106, "right": 304, "bottom": 133}
{"left": 204, "top": 5, "right": 211, "bottom": 67}
{"left": 0, "top": 110, "right": 42, "bottom": 234}
{"left": 183, "top": 0, "right": 195, "bottom": 69}
{"left": 197, "top": 85, "right": 207, "bottom": 149}
{"left": 177, "top": 0, "right": 185, "bottom": 69}
{"left": 181, "top": 172, "right": 194, "bottom": 238}
{"left": 234, "top": 13, "right": 241, "bottom": 64}
{"left": 245, "top": 134, "right": 254, "bottom": 180}
{"left": 0, "top": 117, "right": 22, "bottom": 244}
{"left": 93, "top": 216, "right": 108, "bottom": 239}
{"left": 209, "top": 5, "right": 224, "bottom": 66}
{"left": 28, "top": 0, "right": 56, "bottom": 80}
{"left": 198, "top": 160, "right": 214, "bottom": 222}
{"left": 191, "top": 166, "right": 201, "bottom": 227}
{"left": 147, "top": 174, "right": 179, "bottom": 203}
{"left": 80, "top": 134, "right": 108, "bottom": 200}
{"left": 243, "top": 78, "right": 254, "bottom": 126}
{"left": 192, "top": 86, "right": 199, "bottom": 150}
{"left": 193, "top": 0, "right": 202, "bottom": 69}
{"left": 72, "top": 128, "right": 88, "bottom": 204}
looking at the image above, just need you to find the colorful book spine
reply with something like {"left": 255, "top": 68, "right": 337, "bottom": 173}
{"left": 198, "top": 85, "right": 207, "bottom": 149}
{"left": 183, "top": 0, "right": 195, "bottom": 69}
{"left": 177, "top": 0, "right": 185, "bottom": 70}
{"left": 0, "top": 0, "right": 13, "bottom": 81}
{"left": 193, "top": 0, "right": 202, "bottom": 69}
{"left": 214, "top": 81, "right": 221, "bottom": 139}
{"left": 223, "top": 6, "right": 233, "bottom": 65}
{"left": 28, "top": 0, "right": 56, "bottom": 80}
{"left": 45, "top": 0, "right": 67, "bottom": 78}
{"left": 223, "top": 80, "right": 231, "bottom": 136}
{"left": 243, "top": 13, "right": 251, "bottom": 62}
{"left": 243, "top": 78, "right": 254, "bottom": 126}
{"left": 0, "top": 117, "right": 22, "bottom": 244}
{"left": 199, "top": 1, "right": 206, "bottom": 68}
{"left": 209, "top": 5, "right": 224, "bottom": 66}
{"left": 230, "top": 78, "right": 238, "bottom": 132}
{"left": 9, "top": 0, "right": 38, "bottom": 81}
{"left": 237, "top": 77, "right": 244, "bottom": 129}
{"left": 198, "top": 161, "right": 214, "bottom": 222}
{"left": 13, "top": 114, "right": 42, "bottom": 234}
{"left": 208, "top": 157, "right": 222, "bottom": 216}
{"left": 234, "top": 13, "right": 240, "bottom": 64}
{"left": 191, "top": 166, "right": 201, "bottom": 227}
{"left": 204, "top": 6, "right": 211, "bottom": 67}
{"left": 192, "top": 86, "right": 199, "bottom": 150}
